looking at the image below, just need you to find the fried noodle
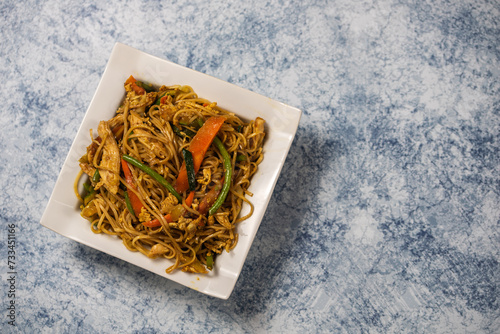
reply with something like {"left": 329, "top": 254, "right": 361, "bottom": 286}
{"left": 75, "top": 77, "right": 265, "bottom": 274}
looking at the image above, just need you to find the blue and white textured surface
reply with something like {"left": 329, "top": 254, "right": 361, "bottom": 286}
{"left": 1, "top": 0, "right": 499, "bottom": 332}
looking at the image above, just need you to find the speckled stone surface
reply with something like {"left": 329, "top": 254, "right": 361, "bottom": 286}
{"left": 1, "top": 0, "right": 499, "bottom": 332}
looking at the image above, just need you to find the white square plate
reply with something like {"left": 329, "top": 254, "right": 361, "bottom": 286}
{"left": 40, "top": 42, "right": 301, "bottom": 299}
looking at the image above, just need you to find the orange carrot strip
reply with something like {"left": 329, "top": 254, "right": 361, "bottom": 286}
{"left": 125, "top": 75, "right": 137, "bottom": 85}
{"left": 125, "top": 75, "right": 145, "bottom": 95}
{"left": 186, "top": 190, "right": 195, "bottom": 207}
{"left": 121, "top": 159, "right": 144, "bottom": 215}
{"left": 142, "top": 213, "right": 172, "bottom": 228}
{"left": 174, "top": 116, "right": 226, "bottom": 193}
{"left": 131, "top": 82, "right": 145, "bottom": 95}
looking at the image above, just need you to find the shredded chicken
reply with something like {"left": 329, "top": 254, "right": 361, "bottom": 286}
{"left": 95, "top": 121, "right": 120, "bottom": 194}
{"left": 128, "top": 112, "right": 165, "bottom": 159}
{"left": 148, "top": 244, "right": 169, "bottom": 258}
{"left": 107, "top": 113, "right": 124, "bottom": 129}
{"left": 252, "top": 117, "right": 266, "bottom": 149}
{"left": 215, "top": 213, "right": 232, "bottom": 229}
{"left": 79, "top": 162, "right": 96, "bottom": 179}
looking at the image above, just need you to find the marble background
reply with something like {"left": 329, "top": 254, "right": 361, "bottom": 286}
{"left": 1, "top": 0, "right": 499, "bottom": 332}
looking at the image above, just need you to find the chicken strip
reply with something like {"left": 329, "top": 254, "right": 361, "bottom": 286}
{"left": 128, "top": 112, "right": 165, "bottom": 157}
{"left": 95, "top": 121, "right": 120, "bottom": 194}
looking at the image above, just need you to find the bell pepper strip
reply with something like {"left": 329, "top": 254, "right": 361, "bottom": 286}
{"left": 122, "top": 154, "right": 182, "bottom": 202}
{"left": 186, "top": 190, "right": 195, "bottom": 207}
{"left": 125, "top": 75, "right": 136, "bottom": 85}
{"left": 131, "top": 82, "right": 146, "bottom": 95}
{"left": 121, "top": 159, "right": 145, "bottom": 216}
{"left": 174, "top": 116, "right": 226, "bottom": 193}
{"left": 208, "top": 137, "right": 232, "bottom": 216}
{"left": 155, "top": 90, "right": 177, "bottom": 105}
{"left": 160, "top": 95, "right": 169, "bottom": 105}
{"left": 154, "top": 92, "right": 166, "bottom": 105}
{"left": 198, "top": 182, "right": 222, "bottom": 215}
{"left": 125, "top": 75, "right": 145, "bottom": 95}
{"left": 142, "top": 213, "right": 172, "bottom": 228}
{"left": 182, "top": 148, "right": 197, "bottom": 191}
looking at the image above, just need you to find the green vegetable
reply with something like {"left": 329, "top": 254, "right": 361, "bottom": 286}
{"left": 124, "top": 191, "right": 136, "bottom": 217}
{"left": 206, "top": 253, "right": 214, "bottom": 270}
{"left": 171, "top": 124, "right": 184, "bottom": 137}
{"left": 158, "top": 89, "right": 177, "bottom": 102}
{"left": 154, "top": 92, "right": 167, "bottom": 105}
{"left": 122, "top": 154, "right": 182, "bottom": 202}
{"left": 193, "top": 118, "right": 204, "bottom": 129}
{"left": 83, "top": 182, "right": 96, "bottom": 206}
{"left": 236, "top": 154, "right": 247, "bottom": 162}
{"left": 208, "top": 137, "right": 232, "bottom": 216}
{"left": 135, "top": 81, "right": 155, "bottom": 92}
{"left": 83, "top": 182, "right": 93, "bottom": 193}
{"left": 182, "top": 148, "right": 197, "bottom": 191}
{"left": 92, "top": 169, "right": 100, "bottom": 183}
{"left": 172, "top": 124, "right": 195, "bottom": 138}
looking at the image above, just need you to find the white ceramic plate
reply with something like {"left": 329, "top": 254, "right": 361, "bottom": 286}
{"left": 40, "top": 42, "right": 301, "bottom": 299}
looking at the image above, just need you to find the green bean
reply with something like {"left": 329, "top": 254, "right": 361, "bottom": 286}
{"left": 124, "top": 191, "right": 135, "bottom": 217}
{"left": 154, "top": 92, "right": 167, "bottom": 105}
{"left": 208, "top": 137, "right": 232, "bottom": 216}
{"left": 135, "top": 81, "right": 155, "bottom": 92}
{"left": 122, "top": 154, "right": 182, "bottom": 202}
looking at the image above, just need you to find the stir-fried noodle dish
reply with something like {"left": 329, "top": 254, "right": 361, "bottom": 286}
{"left": 76, "top": 76, "right": 265, "bottom": 274}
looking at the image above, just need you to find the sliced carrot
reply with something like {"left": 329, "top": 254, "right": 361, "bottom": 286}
{"left": 131, "top": 82, "right": 145, "bottom": 95}
{"left": 121, "top": 159, "right": 144, "bottom": 215}
{"left": 174, "top": 116, "right": 226, "bottom": 193}
{"left": 125, "top": 75, "right": 145, "bottom": 95}
{"left": 142, "top": 213, "right": 172, "bottom": 228}
{"left": 125, "top": 75, "right": 137, "bottom": 85}
{"left": 186, "top": 190, "right": 195, "bottom": 207}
